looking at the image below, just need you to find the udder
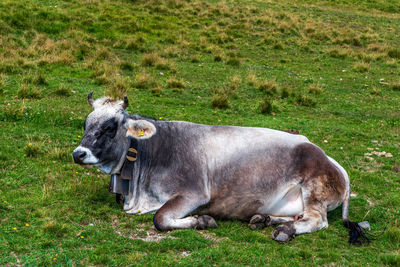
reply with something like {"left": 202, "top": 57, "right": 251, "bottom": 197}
{"left": 257, "top": 185, "right": 304, "bottom": 217}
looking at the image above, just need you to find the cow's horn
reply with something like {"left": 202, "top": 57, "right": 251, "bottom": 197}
{"left": 122, "top": 96, "right": 129, "bottom": 110}
{"left": 88, "top": 91, "right": 94, "bottom": 107}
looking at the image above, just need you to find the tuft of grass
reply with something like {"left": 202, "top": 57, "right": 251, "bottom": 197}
{"left": 167, "top": 76, "right": 185, "bottom": 89}
{"left": 25, "top": 142, "right": 40, "bottom": 157}
{"left": 213, "top": 54, "right": 223, "bottom": 62}
{"left": 228, "top": 75, "right": 241, "bottom": 97}
{"left": 141, "top": 53, "right": 162, "bottom": 67}
{"left": 42, "top": 221, "right": 68, "bottom": 237}
{"left": 2, "top": 101, "right": 28, "bottom": 121}
{"left": 380, "top": 254, "right": 400, "bottom": 266}
{"left": 392, "top": 82, "right": 400, "bottom": 91}
{"left": 247, "top": 72, "right": 258, "bottom": 86}
{"left": 385, "top": 226, "right": 400, "bottom": 243}
{"left": 155, "top": 58, "right": 175, "bottom": 72}
{"left": 226, "top": 57, "right": 240, "bottom": 66}
{"left": 259, "top": 97, "right": 273, "bottom": 114}
{"left": 119, "top": 61, "right": 135, "bottom": 71}
{"left": 135, "top": 72, "right": 156, "bottom": 89}
{"left": 0, "top": 75, "right": 5, "bottom": 94}
{"left": 328, "top": 48, "right": 350, "bottom": 59}
{"left": 190, "top": 55, "right": 200, "bottom": 63}
{"left": 370, "top": 87, "right": 381, "bottom": 96}
{"left": 258, "top": 80, "right": 278, "bottom": 95}
{"left": 50, "top": 147, "right": 71, "bottom": 161}
{"left": 273, "top": 42, "right": 284, "bottom": 50}
{"left": 353, "top": 62, "right": 369, "bottom": 72}
{"left": 296, "top": 94, "right": 316, "bottom": 107}
{"left": 388, "top": 48, "right": 400, "bottom": 59}
{"left": 280, "top": 87, "right": 290, "bottom": 98}
{"left": 308, "top": 83, "right": 323, "bottom": 95}
{"left": 151, "top": 86, "right": 163, "bottom": 96}
{"left": 17, "top": 84, "right": 41, "bottom": 99}
{"left": 55, "top": 84, "right": 71, "bottom": 96}
{"left": 106, "top": 77, "right": 129, "bottom": 99}
{"left": 211, "top": 91, "right": 229, "bottom": 109}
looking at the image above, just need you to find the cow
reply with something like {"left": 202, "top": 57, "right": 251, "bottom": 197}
{"left": 72, "top": 92, "right": 369, "bottom": 244}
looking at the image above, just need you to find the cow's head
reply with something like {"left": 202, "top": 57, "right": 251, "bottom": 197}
{"left": 72, "top": 92, "right": 156, "bottom": 174}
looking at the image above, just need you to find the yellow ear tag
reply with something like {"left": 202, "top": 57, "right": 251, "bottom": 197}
{"left": 138, "top": 129, "right": 144, "bottom": 137}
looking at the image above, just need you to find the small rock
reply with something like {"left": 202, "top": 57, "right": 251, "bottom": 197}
{"left": 394, "top": 166, "right": 400, "bottom": 172}
{"left": 358, "top": 221, "right": 371, "bottom": 231}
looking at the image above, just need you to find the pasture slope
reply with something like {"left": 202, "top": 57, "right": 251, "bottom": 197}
{"left": 0, "top": 0, "right": 399, "bottom": 265}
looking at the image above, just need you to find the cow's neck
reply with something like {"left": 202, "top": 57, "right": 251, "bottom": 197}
{"left": 119, "top": 137, "right": 139, "bottom": 180}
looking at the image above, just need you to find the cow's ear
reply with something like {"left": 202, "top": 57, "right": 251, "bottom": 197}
{"left": 125, "top": 119, "right": 156, "bottom": 139}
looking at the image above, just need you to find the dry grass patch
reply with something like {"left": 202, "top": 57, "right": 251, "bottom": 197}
{"left": 135, "top": 72, "right": 156, "bottom": 89}
{"left": 353, "top": 61, "right": 370, "bottom": 72}
{"left": 228, "top": 75, "right": 241, "bottom": 97}
{"left": 151, "top": 86, "right": 163, "bottom": 96}
{"left": 308, "top": 83, "right": 323, "bottom": 95}
{"left": 211, "top": 91, "right": 229, "bottom": 108}
{"left": 258, "top": 80, "right": 278, "bottom": 95}
{"left": 391, "top": 82, "right": 400, "bottom": 91}
{"left": 161, "top": 46, "right": 180, "bottom": 58}
{"left": 141, "top": 53, "right": 162, "bottom": 67}
{"left": 167, "top": 76, "right": 185, "bottom": 91}
{"left": 106, "top": 76, "right": 130, "bottom": 99}
{"left": 17, "top": 84, "right": 41, "bottom": 99}
{"left": 55, "top": 84, "right": 71, "bottom": 96}
{"left": 259, "top": 97, "right": 273, "bottom": 114}
{"left": 328, "top": 47, "right": 353, "bottom": 59}
{"left": 226, "top": 57, "right": 240, "bottom": 66}
{"left": 367, "top": 43, "right": 388, "bottom": 52}
{"left": 155, "top": 58, "right": 176, "bottom": 72}
{"left": 370, "top": 87, "right": 381, "bottom": 96}
{"left": 388, "top": 48, "right": 400, "bottom": 59}
{"left": 247, "top": 72, "right": 258, "bottom": 86}
{"left": 296, "top": 94, "right": 316, "bottom": 107}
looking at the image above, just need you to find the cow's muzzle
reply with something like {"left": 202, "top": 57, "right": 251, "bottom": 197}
{"left": 73, "top": 150, "right": 87, "bottom": 164}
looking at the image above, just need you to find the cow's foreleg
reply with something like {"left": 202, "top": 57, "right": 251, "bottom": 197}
{"left": 153, "top": 195, "right": 217, "bottom": 231}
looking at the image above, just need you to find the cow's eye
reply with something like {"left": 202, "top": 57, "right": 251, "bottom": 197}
{"left": 105, "top": 125, "right": 117, "bottom": 138}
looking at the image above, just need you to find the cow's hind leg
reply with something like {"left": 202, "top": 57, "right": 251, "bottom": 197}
{"left": 153, "top": 195, "right": 217, "bottom": 231}
{"left": 271, "top": 207, "right": 328, "bottom": 242}
{"left": 249, "top": 214, "right": 294, "bottom": 230}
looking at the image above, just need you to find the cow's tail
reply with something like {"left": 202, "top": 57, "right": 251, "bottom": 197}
{"left": 328, "top": 157, "right": 370, "bottom": 245}
{"left": 339, "top": 163, "right": 370, "bottom": 245}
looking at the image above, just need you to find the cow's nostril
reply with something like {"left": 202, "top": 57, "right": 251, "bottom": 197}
{"left": 73, "top": 150, "right": 87, "bottom": 164}
{"left": 78, "top": 151, "right": 87, "bottom": 159}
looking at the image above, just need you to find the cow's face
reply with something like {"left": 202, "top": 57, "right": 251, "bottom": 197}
{"left": 72, "top": 93, "right": 156, "bottom": 174}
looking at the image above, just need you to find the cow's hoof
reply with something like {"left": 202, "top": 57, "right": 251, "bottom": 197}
{"left": 271, "top": 224, "right": 295, "bottom": 243}
{"left": 249, "top": 222, "right": 265, "bottom": 230}
{"left": 250, "top": 214, "right": 266, "bottom": 224}
{"left": 249, "top": 214, "right": 270, "bottom": 230}
{"left": 197, "top": 215, "right": 218, "bottom": 229}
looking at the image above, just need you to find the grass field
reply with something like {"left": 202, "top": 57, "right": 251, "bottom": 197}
{"left": 0, "top": 0, "right": 399, "bottom": 265}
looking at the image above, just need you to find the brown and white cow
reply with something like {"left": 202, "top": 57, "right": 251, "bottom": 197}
{"left": 72, "top": 93, "right": 369, "bottom": 243}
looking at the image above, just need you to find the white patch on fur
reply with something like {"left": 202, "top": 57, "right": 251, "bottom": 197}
{"left": 85, "top": 97, "right": 127, "bottom": 129}
{"left": 258, "top": 184, "right": 304, "bottom": 216}
{"left": 202, "top": 126, "right": 310, "bottom": 171}
{"left": 165, "top": 217, "right": 198, "bottom": 229}
{"left": 124, "top": 193, "right": 163, "bottom": 215}
{"left": 73, "top": 146, "right": 99, "bottom": 164}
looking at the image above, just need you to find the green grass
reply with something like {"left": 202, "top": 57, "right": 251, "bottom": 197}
{"left": 1, "top": 0, "right": 400, "bottom": 265}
